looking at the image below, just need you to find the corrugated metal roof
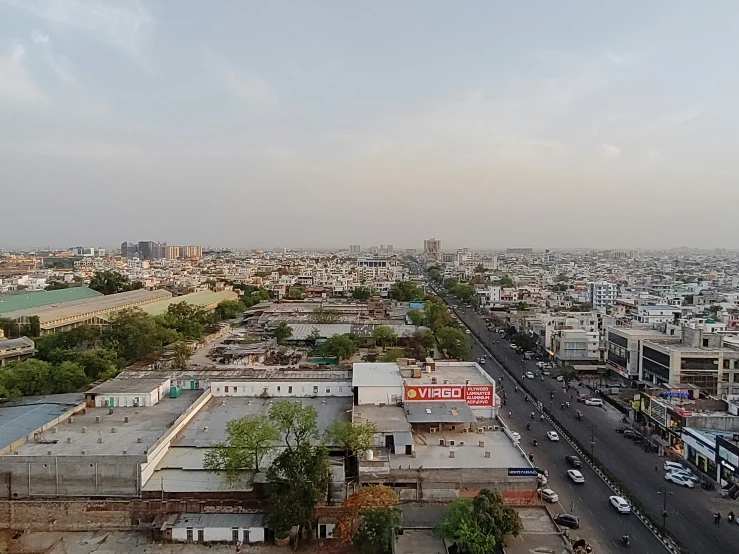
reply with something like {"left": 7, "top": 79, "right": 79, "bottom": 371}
{"left": 0, "top": 287, "right": 102, "bottom": 314}
{"left": 137, "top": 290, "right": 238, "bottom": 316}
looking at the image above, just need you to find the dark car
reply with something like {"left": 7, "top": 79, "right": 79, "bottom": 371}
{"left": 623, "top": 429, "right": 638, "bottom": 438}
{"left": 554, "top": 513, "right": 580, "bottom": 529}
{"left": 566, "top": 455, "right": 583, "bottom": 468}
{"left": 615, "top": 426, "right": 628, "bottom": 433}
{"left": 631, "top": 434, "right": 645, "bottom": 444}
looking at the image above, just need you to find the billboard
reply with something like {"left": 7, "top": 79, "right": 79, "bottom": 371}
{"left": 404, "top": 384, "right": 494, "bottom": 407}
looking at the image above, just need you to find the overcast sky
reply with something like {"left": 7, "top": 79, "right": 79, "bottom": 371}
{"left": 1, "top": 1, "right": 738, "bottom": 250}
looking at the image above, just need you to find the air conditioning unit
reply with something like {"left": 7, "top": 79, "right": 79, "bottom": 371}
{"left": 462, "top": 428, "right": 468, "bottom": 433}
{"left": 459, "top": 441, "right": 465, "bottom": 446}
{"left": 477, "top": 428, "right": 484, "bottom": 434}
{"left": 449, "top": 440, "right": 455, "bottom": 446}
{"left": 430, "top": 427, "right": 437, "bottom": 434}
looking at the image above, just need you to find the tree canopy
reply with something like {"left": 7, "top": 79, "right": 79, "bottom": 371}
{"left": 388, "top": 281, "right": 425, "bottom": 302}
{"left": 423, "top": 297, "right": 451, "bottom": 332}
{"left": 88, "top": 270, "right": 144, "bottom": 295}
{"left": 274, "top": 322, "right": 293, "bottom": 345}
{"left": 325, "top": 420, "right": 376, "bottom": 455}
{"left": 407, "top": 309, "right": 425, "bottom": 327}
{"left": 380, "top": 348, "right": 406, "bottom": 362}
{"left": 317, "top": 334, "right": 357, "bottom": 360}
{"left": 561, "top": 363, "right": 578, "bottom": 386}
{"left": 269, "top": 400, "right": 318, "bottom": 449}
{"left": 335, "top": 486, "right": 400, "bottom": 552}
{"left": 498, "top": 276, "right": 515, "bottom": 287}
{"left": 436, "top": 326, "right": 471, "bottom": 360}
{"left": 352, "top": 287, "right": 373, "bottom": 300}
{"left": 372, "top": 326, "right": 397, "bottom": 350}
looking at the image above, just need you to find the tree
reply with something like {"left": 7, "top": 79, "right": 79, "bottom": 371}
{"left": 408, "top": 309, "right": 425, "bottom": 327}
{"left": 213, "top": 299, "right": 245, "bottom": 320}
{"left": 269, "top": 400, "right": 318, "bottom": 449}
{"left": 516, "top": 301, "right": 530, "bottom": 311}
{"left": 436, "top": 327, "right": 470, "bottom": 360}
{"left": 89, "top": 270, "right": 143, "bottom": 295}
{"left": 24, "top": 316, "right": 41, "bottom": 338}
{"left": 474, "top": 264, "right": 487, "bottom": 274}
{"left": 514, "top": 332, "right": 536, "bottom": 352}
{"left": 318, "top": 334, "right": 357, "bottom": 360}
{"left": 709, "top": 304, "right": 723, "bottom": 319}
{"left": 313, "top": 308, "right": 341, "bottom": 323}
{"left": 326, "top": 420, "right": 376, "bottom": 456}
{"left": 203, "top": 414, "right": 279, "bottom": 482}
{"left": 423, "top": 298, "right": 451, "bottom": 332}
{"left": 354, "top": 506, "right": 402, "bottom": 554}
{"left": 155, "top": 301, "right": 207, "bottom": 340}
{"left": 683, "top": 295, "right": 694, "bottom": 305}
{"left": 76, "top": 347, "right": 121, "bottom": 380}
{"left": 287, "top": 286, "right": 306, "bottom": 300}
{"left": 452, "top": 283, "right": 476, "bottom": 303}
{"left": 274, "top": 322, "right": 293, "bottom": 345}
{"left": 499, "top": 276, "right": 515, "bottom": 287}
{"left": 436, "top": 489, "right": 521, "bottom": 553}
{"left": 335, "top": 486, "right": 398, "bottom": 544}
{"left": 428, "top": 267, "right": 442, "bottom": 282}
{"left": 265, "top": 443, "right": 331, "bottom": 539}
{"left": 372, "top": 326, "right": 397, "bottom": 351}
{"left": 0, "top": 359, "right": 54, "bottom": 398}
{"left": 388, "top": 281, "right": 425, "bottom": 302}
{"left": 51, "top": 361, "right": 89, "bottom": 393}
{"left": 352, "top": 287, "right": 373, "bottom": 300}
{"left": 561, "top": 363, "right": 578, "bottom": 386}
{"left": 44, "top": 281, "right": 67, "bottom": 291}
{"left": 103, "top": 308, "right": 179, "bottom": 363}
{"left": 380, "top": 348, "right": 406, "bottom": 362}
{"left": 171, "top": 341, "right": 192, "bottom": 368}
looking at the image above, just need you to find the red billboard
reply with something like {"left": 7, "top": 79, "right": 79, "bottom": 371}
{"left": 404, "top": 384, "right": 494, "bottom": 407}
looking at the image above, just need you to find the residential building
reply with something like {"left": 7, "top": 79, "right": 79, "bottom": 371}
{"left": 423, "top": 238, "right": 441, "bottom": 261}
{"left": 506, "top": 248, "right": 533, "bottom": 255}
{"left": 120, "top": 241, "right": 137, "bottom": 257}
{"left": 0, "top": 335, "right": 35, "bottom": 366}
{"left": 551, "top": 329, "right": 600, "bottom": 363}
{"left": 605, "top": 325, "right": 677, "bottom": 379}
{"left": 164, "top": 245, "right": 181, "bottom": 259}
{"left": 634, "top": 305, "right": 681, "bottom": 325}
{"left": 349, "top": 244, "right": 361, "bottom": 255}
{"left": 587, "top": 281, "right": 617, "bottom": 309}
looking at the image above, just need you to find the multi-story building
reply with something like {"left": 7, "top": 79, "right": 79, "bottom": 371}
{"left": 506, "top": 248, "right": 533, "bottom": 255}
{"left": 349, "top": 244, "right": 361, "bottom": 255}
{"left": 180, "top": 245, "right": 202, "bottom": 259}
{"left": 634, "top": 305, "right": 680, "bottom": 325}
{"left": 164, "top": 246, "right": 181, "bottom": 260}
{"left": 605, "top": 325, "right": 678, "bottom": 379}
{"left": 551, "top": 329, "right": 600, "bottom": 363}
{"left": 120, "top": 241, "right": 137, "bottom": 257}
{"left": 423, "top": 238, "right": 441, "bottom": 261}
{"left": 587, "top": 281, "right": 617, "bottom": 309}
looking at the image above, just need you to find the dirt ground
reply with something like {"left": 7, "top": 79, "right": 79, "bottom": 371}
{"left": 0, "top": 531, "right": 355, "bottom": 554}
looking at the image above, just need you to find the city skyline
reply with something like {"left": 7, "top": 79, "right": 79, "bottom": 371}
{"left": 3, "top": 2, "right": 739, "bottom": 249}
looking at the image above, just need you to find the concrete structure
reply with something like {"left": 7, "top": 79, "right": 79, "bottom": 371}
{"left": 587, "top": 281, "right": 617, "bottom": 309}
{"left": 423, "top": 238, "right": 441, "bottom": 261}
{"left": 634, "top": 305, "right": 680, "bottom": 324}
{"left": 0, "top": 394, "right": 85, "bottom": 453}
{"left": 0, "top": 336, "right": 35, "bottom": 366}
{"left": 353, "top": 362, "right": 405, "bottom": 405}
{"left": 349, "top": 244, "right": 361, "bottom": 255}
{"left": 506, "top": 248, "right": 533, "bottom": 255}
{"left": 1, "top": 289, "right": 172, "bottom": 334}
{"left": 85, "top": 377, "right": 172, "bottom": 408}
{"left": 551, "top": 329, "right": 599, "bottom": 363}
{"left": 606, "top": 325, "right": 676, "bottom": 379}
{"left": 137, "top": 290, "right": 238, "bottom": 316}
{"left": 163, "top": 513, "right": 265, "bottom": 544}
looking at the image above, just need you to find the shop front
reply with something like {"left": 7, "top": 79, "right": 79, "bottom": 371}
{"left": 681, "top": 428, "right": 717, "bottom": 479}
{"left": 716, "top": 436, "right": 739, "bottom": 493}
{"left": 635, "top": 393, "right": 685, "bottom": 452}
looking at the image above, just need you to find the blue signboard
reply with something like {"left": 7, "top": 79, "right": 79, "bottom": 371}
{"left": 508, "top": 467, "right": 539, "bottom": 477}
{"left": 662, "top": 391, "right": 690, "bottom": 399}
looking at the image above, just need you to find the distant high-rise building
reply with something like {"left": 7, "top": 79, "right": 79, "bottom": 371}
{"left": 349, "top": 244, "right": 361, "bottom": 255}
{"left": 164, "top": 246, "right": 181, "bottom": 259}
{"left": 507, "top": 247, "right": 533, "bottom": 255}
{"left": 386, "top": 244, "right": 393, "bottom": 254}
{"left": 180, "top": 245, "right": 202, "bottom": 259}
{"left": 588, "top": 281, "right": 617, "bottom": 309}
{"left": 424, "top": 238, "right": 441, "bottom": 260}
{"left": 120, "top": 241, "right": 137, "bottom": 257}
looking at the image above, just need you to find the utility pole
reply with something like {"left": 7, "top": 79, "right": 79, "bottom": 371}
{"left": 657, "top": 487, "right": 672, "bottom": 533}
{"left": 590, "top": 425, "right": 596, "bottom": 459}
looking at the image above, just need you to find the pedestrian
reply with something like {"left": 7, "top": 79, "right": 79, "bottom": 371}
{"left": 714, "top": 512, "right": 721, "bottom": 525}
{"left": 655, "top": 463, "right": 658, "bottom": 472}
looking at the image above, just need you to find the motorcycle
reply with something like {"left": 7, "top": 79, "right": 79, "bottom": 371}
{"left": 621, "top": 534, "right": 630, "bottom": 547}
{"left": 533, "top": 439, "right": 538, "bottom": 447}
{"left": 530, "top": 412, "right": 535, "bottom": 419}
{"left": 529, "top": 453, "right": 534, "bottom": 462}
{"left": 526, "top": 423, "right": 531, "bottom": 431}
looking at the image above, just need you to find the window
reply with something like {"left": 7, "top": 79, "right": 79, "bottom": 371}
{"left": 703, "top": 339, "right": 709, "bottom": 347}
{"left": 233, "top": 387, "right": 237, "bottom": 393}
{"left": 288, "top": 386, "right": 293, "bottom": 393}
{"left": 313, "top": 386, "right": 319, "bottom": 394}
{"left": 277, "top": 386, "right": 281, "bottom": 392}
{"left": 224, "top": 386, "right": 229, "bottom": 393}
{"left": 326, "top": 388, "right": 331, "bottom": 393}
{"left": 724, "top": 360, "right": 730, "bottom": 369}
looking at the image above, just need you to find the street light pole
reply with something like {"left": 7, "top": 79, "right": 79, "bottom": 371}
{"left": 590, "top": 425, "right": 596, "bottom": 459}
{"left": 657, "top": 486, "right": 671, "bottom": 534}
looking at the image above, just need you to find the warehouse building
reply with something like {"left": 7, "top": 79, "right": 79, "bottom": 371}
{"left": 0, "top": 287, "right": 102, "bottom": 314}
{"left": 137, "top": 290, "right": 238, "bottom": 317}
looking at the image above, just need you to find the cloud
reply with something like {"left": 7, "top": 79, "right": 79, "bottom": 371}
{"left": 0, "top": 44, "right": 46, "bottom": 107}
{"left": 606, "top": 51, "right": 629, "bottom": 64}
{"left": 646, "top": 107, "right": 703, "bottom": 131}
{"left": 601, "top": 143, "right": 621, "bottom": 160}
{"left": 226, "top": 71, "right": 279, "bottom": 110}
{"left": 31, "top": 30, "right": 50, "bottom": 44}
{"left": 29, "top": 31, "right": 82, "bottom": 89}
{"left": 1, "top": 0, "right": 155, "bottom": 58}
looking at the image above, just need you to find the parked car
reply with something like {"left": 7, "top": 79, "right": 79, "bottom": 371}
{"left": 556, "top": 375, "right": 564, "bottom": 382}
{"left": 665, "top": 472, "right": 695, "bottom": 488}
{"left": 536, "top": 361, "right": 547, "bottom": 369}
{"left": 567, "top": 470, "right": 585, "bottom": 483}
{"left": 631, "top": 434, "right": 645, "bottom": 444}
{"left": 623, "top": 429, "right": 639, "bottom": 439}
{"left": 538, "top": 473, "right": 548, "bottom": 486}
{"left": 540, "top": 488, "right": 559, "bottom": 503}
{"left": 577, "top": 394, "right": 589, "bottom": 402}
{"left": 542, "top": 370, "right": 552, "bottom": 376}
{"left": 609, "top": 496, "right": 631, "bottom": 514}
{"left": 526, "top": 372, "right": 535, "bottom": 379}
{"left": 478, "top": 357, "right": 486, "bottom": 365}
{"left": 554, "top": 513, "right": 580, "bottom": 529}
{"left": 664, "top": 461, "right": 686, "bottom": 473}
{"left": 511, "top": 432, "right": 521, "bottom": 441}
{"left": 615, "top": 426, "right": 629, "bottom": 433}
{"left": 566, "top": 455, "right": 582, "bottom": 468}
{"left": 667, "top": 469, "right": 698, "bottom": 482}
{"left": 465, "top": 329, "right": 471, "bottom": 334}
{"left": 584, "top": 398, "right": 603, "bottom": 406}
{"left": 547, "top": 431, "right": 560, "bottom": 442}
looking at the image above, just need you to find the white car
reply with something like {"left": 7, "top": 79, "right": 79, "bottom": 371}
{"left": 465, "top": 329, "right": 471, "bottom": 334}
{"left": 511, "top": 432, "right": 521, "bottom": 441}
{"left": 536, "top": 361, "right": 546, "bottom": 368}
{"left": 668, "top": 469, "right": 698, "bottom": 483}
{"left": 526, "top": 372, "right": 535, "bottom": 379}
{"left": 556, "top": 376, "right": 564, "bottom": 382}
{"left": 567, "top": 470, "right": 585, "bottom": 484}
{"left": 537, "top": 474, "right": 548, "bottom": 486}
{"left": 664, "top": 461, "right": 685, "bottom": 472}
{"left": 540, "top": 488, "right": 559, "bottom": 503}
{"left": 547, "top": 431, "right": 560, "bottom": 442}
{"left": 609, "top": 496, "right": 631, "bottom": 513}
{"left": 510, "top": 343, "right": 518, "bottom": 350}
{"left": 584, "top": 398, "right": 603, "bottom": 406}
{"left": 665, "top": 472, "right": 695, "bottom": 488}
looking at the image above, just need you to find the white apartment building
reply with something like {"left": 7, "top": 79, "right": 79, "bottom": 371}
{"left": 634, "top": 305, "right": 680, "bottom": 325}
{"left": 476, "top": 285, "right": 501, "bottom": 307}
{"left": 588, "top": 281, "right": 617, "bottom": 309}
{"left": 551, "top": 329, "right": 600, "bottom": 362}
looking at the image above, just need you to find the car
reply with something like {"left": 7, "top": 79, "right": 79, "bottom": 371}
{"left": 665, "top": 472, "right": 695, "bottom": 488}
{"left": 465, "top": 305, "right": 471, "bottom": 308}
{"left": 668, "top": 469, "right": 698, "bottom": 482}
{"left": 536, "top": 361, "right": 547, "bottom": 369}
{"left": 547, "top": 431, "right": 560, "bottom": 441}
{"left": 577, "top": 394, "right": 589, "bottom": 402}
{"left": 609, "top": 496, "right": 631, "bottom": 514}
{"left": 584, "top": 398, "right": 603, "bottom": 406}
{"left": 664, "top": 461, "right": 687, "bottom": 473}
{"left": 540, "top": 488, "right": 559, "bottom": 503}
{"left": 511, "top": 432, "right": 521, "bottom": 441}
{"left": 525, "top": 371, "right": 535, "bottom": 379}
{"left": 465, "top": 329, "right": 471, "bottom": 334}
{"left": 537, "top": 473, "right": 548, "bottom": 486}
{"left": 553, "top": 513, "right": 580, "bottom": 529}
{"left": 615, "top": 426, "right": 628, "bottom": 433}
{"left": 542, "top": 370, "right": 551, "bottom": 376}
{"left": 567, "top": 469, "right": 585, "bottom": 483}
{"left": 510, "top": 343, "right": 518, "bottom": 349}
{"left": 556, "top": 376, "right": 564, "bottom": 382}
{"left": 566, "top": 455, "right": 582, "bottom": 468}
{"left": 478, "top": 357, "right": 486, "bottom": 365}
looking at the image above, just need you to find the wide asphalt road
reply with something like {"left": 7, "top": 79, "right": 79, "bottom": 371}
{"left": 467, "top": 337, "right": 666, "bottom": 553}
{"left": 450, "top": 299, "right": 737, "bottom": 554}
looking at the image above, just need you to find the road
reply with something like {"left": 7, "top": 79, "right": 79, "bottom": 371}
{"left": 449, "top": 299, "right": 738, "bottom": 554}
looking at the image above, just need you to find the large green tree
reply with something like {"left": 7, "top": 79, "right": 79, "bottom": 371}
{"left": 155, "top": 302, "right": 207, "bottom": 339}
{"left": 388, "top": 281, "right": 425, "bottom": 302}
{"left": 372, "top": 326, "right": 397, "bottom": 350}
{"left": 561, "top": 363, "right": 578, "bottom": 387}
{"left": 352, "top": 287, "right": 373, "bottom": 300}
{"left": 265, "top": 443, "right": 331, "bottom": 539}
{"left": 103, "top": 308, "right": 179, "bottom": 363}
{"left": 89, "top": 270, "right": 144, "bottom": 295}
{"left": 269, "top": 400, "right": 319, "bottom": 450}
{"left": 318, "top": 334, "right": 357, "bottom": 360}
{"left": 274, "top": 322, "right": 293, "bottom": 345}
{"left": 325, "top": 420, "right": 376, "bottom": 456}
{"left": 203, "top": 414, "right": 279, "bottom": 482}
{"left": 436, "top": 327, "right": 470, "bottom": 360}
{"left": 407, "top": 309, "right": 425, "bottom": 327}
{"left": 423, "top": 298, "right": 451, "bottom": 332}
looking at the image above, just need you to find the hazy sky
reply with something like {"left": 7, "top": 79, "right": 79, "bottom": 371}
{"left": 2, "top": 1, "right": 738, "bottom": 250}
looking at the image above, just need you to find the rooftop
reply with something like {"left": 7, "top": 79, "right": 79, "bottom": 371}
{"left": 390, "top": 428, "right": 525, "bottom": 469}
{"left": 353, "top": 405, "right": 411, "bottom": 434}
{"left": 137, "top": 290, "right": 238, "bottom": 316}
{"left": 0, "top": 287, "right": 102, "bottom": 314}
{"left": 86, "top": 377, "right": 170, "bottom": 396}
{"left": 353, "top": 362, "right": 404, "bottom": 388}
{"left": 0, "top": 394, "right": 83, "bottom": 451}
{"left": 6, "top": 390, "right": 202, "bottom": 457}
{"left": 119, "top": 368, "right": 352, "bottom": 381}
{"left": 405, "top": 401, "right": 476, "bottom": 424}
{"left": 169, "top": 513, "right": 264, "bottom": 530}
{"left": 402, "top": 362, "right": 492, "bottom": 387}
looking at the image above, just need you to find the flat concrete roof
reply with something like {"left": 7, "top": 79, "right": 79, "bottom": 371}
{"left": 396, "top": 530, "right": 446, "bottom": 554}
{"left": 138, "top": 290, "right": 238, "bottom": 316}
{"left": 353, "top": 362, "right": 404, "bottom": 387}
{"left": 173, "top": 396, "right": 352, "bottom": 447}
{"left": 0, "top": 395, "right": 83, "bottom": 451}
{"left": 390, "top": 429, "right": 526, "bottom": 469}
{"left": 403, "top": 362, "right": 491, "bottom": 387}
{"left": 353, "top": 405, "right": 411, "bottom": 434}
{"left": 406, "top": 401, "right": 476, "bottom": 424}
{"left": 171, "top": 513, "right": 264, "bottom": 529}
{"left": 7, "top": 390, "right": 202, "bottom": 457}
{"left": 504, "top": 507, "right": 569, "bottom": 554}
